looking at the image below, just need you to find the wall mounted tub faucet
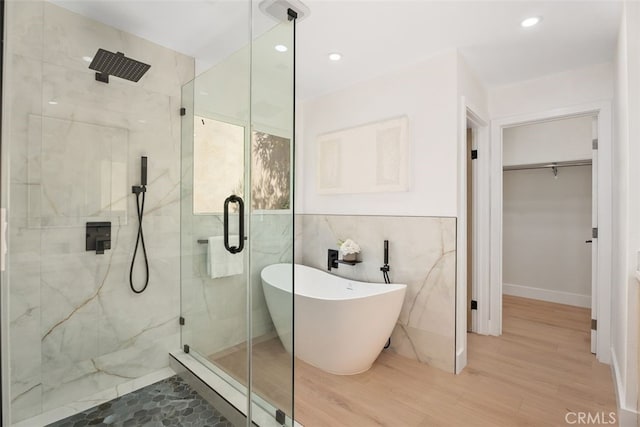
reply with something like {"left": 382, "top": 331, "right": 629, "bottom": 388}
{"left": 328, "top": 249, "right": 339, "bottom": 270}
{"left": 328, "top": 248, "right": 362, "bottom": 270}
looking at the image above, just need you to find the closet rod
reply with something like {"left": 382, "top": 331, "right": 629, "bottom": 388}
{"left": 503, "top": 159, "right": 592, "bottom": 172}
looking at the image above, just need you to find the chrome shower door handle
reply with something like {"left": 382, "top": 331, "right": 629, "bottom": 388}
{"left": 223, "top": 195, "right": 245, "bottom": 254}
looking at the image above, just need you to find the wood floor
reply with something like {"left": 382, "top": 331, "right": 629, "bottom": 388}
{"left": 211, "top": 295, "right": 617, "bottom": 426}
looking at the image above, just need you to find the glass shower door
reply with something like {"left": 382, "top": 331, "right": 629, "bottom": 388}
{"left": 249, "top": 16, "right": 295, "bottom": 425}
{"left": 179, "top": 3, "right": 295, "bottom": 425}
{"left": 179, "top": 18, "right": 252, "bottom": 415}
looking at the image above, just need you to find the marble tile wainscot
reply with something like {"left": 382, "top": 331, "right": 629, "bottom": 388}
{"left": 297, "top": 214, "right": 457, "bottom": 372}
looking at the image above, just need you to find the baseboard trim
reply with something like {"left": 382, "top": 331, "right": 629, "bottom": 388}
{"left": 503, "top": 283, "right": 591, "bottom": 308}
{"left": 455, "top": 347, "right": 466, "bottom": 375}
{"left": 611, "top": 347, "right": 639, "bottom": 426}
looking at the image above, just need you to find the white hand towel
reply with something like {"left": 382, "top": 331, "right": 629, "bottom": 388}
{"left": 207, "top": 235, "right": 244, "bottom": 279}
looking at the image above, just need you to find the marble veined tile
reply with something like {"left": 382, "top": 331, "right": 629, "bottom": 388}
{"left": 10, "top": 265, "right": 43, "bottom": 422}
{"left": 297, "top": 214, "right": 456, "bottom": 373}
{"left": 41, "top": 62, "right": 173, "bottom": 131}
{"left": 11, "top": 382, "right": 42, "bottom": 423}
{"left": 30, "top": 116, "right": 129, "bottom": 227}
{"left": 179, "top": 212, "right": 293, "bottom": 357}
{"left": 41, "top": 298, "right": 100, "bottom": 374}
{"left": 5, "top": 1, "right": 44, "bottom": 60}
{"left": 42, "top": 2, "right": 194, "bottom": 96}
{"left": 390, "top": 324, "right": 454, "bottom": 372}
{"left": 41, "top": 334, "right": 178, "bottom": 413}
{"left": 7, "top": 1, "right": 193, "bottom": 422}
{"left": 7, "top": 56, "right": 43, "bottom": 187}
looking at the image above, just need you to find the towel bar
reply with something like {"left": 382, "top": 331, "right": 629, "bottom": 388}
{"left": 198, "top": 237, "right": 247, "bottom": 244}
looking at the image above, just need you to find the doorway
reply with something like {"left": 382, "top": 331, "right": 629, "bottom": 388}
{"left": 466, "top": 125, "right": 477, "bottom": 333}
{"left": 456, "top": 105, "right": 487, "bottom": 372}
{"left": 501, "top": 115, "right": 596, "bottom": 353}
{"left": 466, "top": 127, "right": 473, "bottom": 332}
{"left": 479, "top": 102, "right": 612, "bottom": 364}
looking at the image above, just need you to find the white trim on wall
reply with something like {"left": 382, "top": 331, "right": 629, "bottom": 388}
{"left": 483, "top": 101, "right": 612, "bottom": 365}
{"left": 502, "top": 283, "right": 591, "bottom": 308}
{"left": 611, "top": 348, "right": 640, "bottom": 426}
{"left": 456, "top": 97, "right": 488, "bottom": 374}
{"left": 1, "top": 256, "right": 8, "bottom": 427}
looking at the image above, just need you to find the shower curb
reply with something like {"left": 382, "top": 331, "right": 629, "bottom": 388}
{"left": 169, "top": 353, "right": 246, "bottom": 426}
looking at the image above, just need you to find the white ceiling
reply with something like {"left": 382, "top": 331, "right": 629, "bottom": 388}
{"left": 50, "top": 0, "right": 276, "bottom": 73}
{"left": 299, "top": 0, "right": 621, "bottom": 99}
{"left": 50, "top": 0, "right": 622, "bottom": 100}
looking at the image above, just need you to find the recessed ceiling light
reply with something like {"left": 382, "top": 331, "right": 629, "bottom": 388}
{"left": 521, "top": 16, "right": 541, "bottom": 28}
{"left": 82, "top": 56, "right": 93, "bottom": 62}
{"left": 200, "top": 91, "right": 209, "bottom": 96}
{"left": 48, "top": 100, "right": 58, "bottom": 105}
{"left": 274, "top": 44, "right": 288, "bottom": 52}
{"left": 328, "top": 52, "right": 342, "bottom": 61}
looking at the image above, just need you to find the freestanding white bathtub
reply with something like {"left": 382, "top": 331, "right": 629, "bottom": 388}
{"left": 261, "top": 263, "right": 406, "bottom": 375}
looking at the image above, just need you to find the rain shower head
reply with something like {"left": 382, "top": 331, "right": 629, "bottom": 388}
{"left": 89, "top": 49, "right": 151, "bottom": 84}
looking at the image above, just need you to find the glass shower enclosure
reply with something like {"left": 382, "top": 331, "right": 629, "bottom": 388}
{"left": 0, "top": 0, "right": 295, "bottom": 425}
{"left": 179, "top": 6, "right": 295, "bottom": 426}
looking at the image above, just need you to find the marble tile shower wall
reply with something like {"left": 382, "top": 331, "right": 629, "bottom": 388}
{"left": 297, "top": 215, "right": 456, "bottom": 373}
{"left": 179, "top": 119, "right": 292, "bottom": 358}
{"left": 6, "top": 2, "right": 194, "bottom": 422}
{"left": 180, "top": 213, "right": 292, "bottom": 357}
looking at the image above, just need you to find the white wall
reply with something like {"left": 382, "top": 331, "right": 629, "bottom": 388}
{"left": 503, "top": 166, "right": 592, "bottom": 307}
{"left": 457, "top": 53, "right": 489, "bottom": 120}
{"left": 611, "top": 1, "right": 640, "bottom": 421}
{"left": 299, "top": 51, "right": 458, "bottom": 217}
{"left": 503, "top": 116, "right": 593, "bottom": 166}
{"left": 490, "top": 62, "right": 614, "bottom": 118}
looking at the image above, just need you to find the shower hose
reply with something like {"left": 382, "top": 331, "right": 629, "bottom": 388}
{"left": 129, "top": 188, "right": 149, "bottom": 293}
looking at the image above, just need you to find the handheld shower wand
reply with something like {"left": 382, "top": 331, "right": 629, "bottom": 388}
{"left": 384, "top": 240, "right": 389, "bottom": 265}
{"left": 381, "top": 240, "right": 390, "bottom": 283}
{"left": 381, "top": 239, "right": 391, "bottom": 349}
{"left": 130, "top": 156, "right": 149, "bottom": 294}
{"left": 140, "top": 156, "right": 147, "bottom": 186}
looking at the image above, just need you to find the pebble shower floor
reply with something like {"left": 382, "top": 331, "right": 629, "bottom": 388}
{"left": 47, "top": 375, "right": 234, "bottom": 427}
